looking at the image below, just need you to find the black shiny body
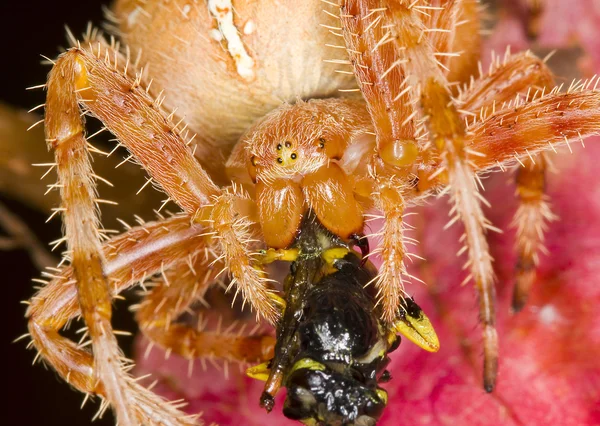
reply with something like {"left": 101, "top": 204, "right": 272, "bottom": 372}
{"left": 262, "top": 218, "right": 397, "bottom": 426}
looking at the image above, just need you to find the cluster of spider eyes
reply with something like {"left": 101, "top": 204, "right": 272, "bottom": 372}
{"left": 276, "top": 141, "right": 298, "bottom": 164}
{"left": 249, "top": 137, "right": 330, "bottom": 175}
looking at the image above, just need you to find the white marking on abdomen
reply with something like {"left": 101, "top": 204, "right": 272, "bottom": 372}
{"left": 208, "top": 0, "right": 256, "bottom": 81}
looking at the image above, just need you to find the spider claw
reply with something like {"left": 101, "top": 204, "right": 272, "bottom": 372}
{"left": 350, "top": 233, "right": 370, "bottom": 264}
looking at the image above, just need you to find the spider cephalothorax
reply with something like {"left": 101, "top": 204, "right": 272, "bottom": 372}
{"left": 20, "top": 0, "right": 600, "bottom": 425}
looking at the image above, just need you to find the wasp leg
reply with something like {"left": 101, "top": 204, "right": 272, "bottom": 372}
{"left": 257, "top": 247, "right": 300, "bottom": 265}
{"left": 350, "top": 233, "right": 370, "bottom": 260}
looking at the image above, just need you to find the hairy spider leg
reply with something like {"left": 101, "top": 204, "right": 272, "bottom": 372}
{"left": 338, "top": 0, "right": 500, "bottom": 391}
{"left": 421, "top": 0, "right": 482, "bottom": 89}
{"left": 52, "top": 43, "right": 279, "bottom": 324}
{"left": 456, "top": 50, "right": 558, "bottom": 312}
{"left": 336, "top": 0, "right": 483, "bottom": 323}
{"left": 512, "top": 156, "right": 555, "bottom": 311}
{"left": 27, "top": 215, "right": 208, "bottom": 425}
{"left": 337, "top": 0, "right": 421, "bottom": 323}
{"left": 455, "top": 43, "right": 600, "bottom": 387}
{"left": 44, "top": 49, "right": 138, "bottom": 424}
{"left": 136, "top": 256, "right": 276, "bottom": 367}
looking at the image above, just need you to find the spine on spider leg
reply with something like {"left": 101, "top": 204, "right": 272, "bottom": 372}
{"left": 458, "top": 51, "right": 555, "bottom": 113}
{"left": 426, "top": 0, "right": 482, "bottom": 86}
{"left": 420, "top": 0, "right": 459, "bottom": 71}
{"left": 198, "top": 192, "right": 280, "bottom": 324}
{"left": 137, "top": 260, "right": 275, "bottom": 365}
{"left": 386, "top": 0, "right": 499, "bottom": 391}
{"left": 44, "top": 51, "right": 135, "bottom": 425}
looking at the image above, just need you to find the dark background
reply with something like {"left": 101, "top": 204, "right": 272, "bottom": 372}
{"left": 1, "top": 1, "right": 115, "bottom": 424}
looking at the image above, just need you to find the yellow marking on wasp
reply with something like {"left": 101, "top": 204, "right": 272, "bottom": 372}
{"left": 258, "top": 247, "right": 299, "bottom": 264}
{"left": 245, "top": 361, "right": 271, "bottom": 382}
{"left": 268, "top": 292, "right": 286, "bottom": 310}
{"left": 290, "top": 358, "right": 326, "bottom": 374}
{"left": 376, "top": 389, "right": 388, "bottom": 405}
{"left": 321, "top": 247, "right": 349, "bottom": 265}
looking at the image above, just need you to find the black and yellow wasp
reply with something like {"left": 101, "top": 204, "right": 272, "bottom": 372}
{"left": 247, "top": 214, "right": 439, "bottom": 425}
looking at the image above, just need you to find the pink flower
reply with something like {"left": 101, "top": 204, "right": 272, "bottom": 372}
{"left": 489, "top": 0, "right": 600, "bottom": 76}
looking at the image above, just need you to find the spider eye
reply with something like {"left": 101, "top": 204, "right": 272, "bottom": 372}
{"left": 285, "top": 141, "right": 292, "bottom": 148}
{"left": 277, "top": 157, "right": 284, "bottom": 164}
{"left": 248, "top": 155, "right": 258, "bottom": 182}
{"left": 291, "top": 153, "right": 297, "bottom": 160}
{"left": 277, "top": 144, "right": 282, "bottom": 151}
{"left": 318, "top": 138, "right": 326, "bottom": 149}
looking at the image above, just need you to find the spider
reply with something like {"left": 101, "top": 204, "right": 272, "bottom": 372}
{"left": 18, "top": 0, "right": 600, "bottom": 424}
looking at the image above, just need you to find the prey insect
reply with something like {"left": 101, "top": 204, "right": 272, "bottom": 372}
{"left": 16, "top": 0, "right": 600, "bottom": 424}
{"left": 246, "top": 214, "right": 438, "bottom": 425}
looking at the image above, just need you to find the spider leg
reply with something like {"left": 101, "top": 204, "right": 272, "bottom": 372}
{"left": 423, "top": 0, "right": 482, "bottom": 88}
{"left": 335, "top": 0, "right": 487, "bottom": 330}
{"left": 512, "top": 155, "right": 555, "bottom": 311}
{"left": 464, "top": 86, "right": 600, "bottom": 169}
{"left": 369, "top": 178, "right": 412, "bottom": 323}
{"left": 337, "top": 0, "right": 424, "bottom": 322}
{"left": 459, "top": 55, "right": 600, "bottom": 319}
{"left": 26, "top": 214, "right": 211, "bottom": 425}
{"left": 136, "top": 255, "right": 276, "bottom": 366}
{"left": 457, "top": 50, "right": 559, "bottom": 312}
{"left": 47, "top": 42, "right": 277, "bottom": 327}
{"left": 339, "top": 0, "right": 500, "bottom": 391}
{"left": 45, "top": 49, "right": 139, "bottom": 424}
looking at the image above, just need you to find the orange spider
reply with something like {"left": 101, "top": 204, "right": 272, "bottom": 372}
{"left": 21, "top": 0, "right": 600, "bottom": 424}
